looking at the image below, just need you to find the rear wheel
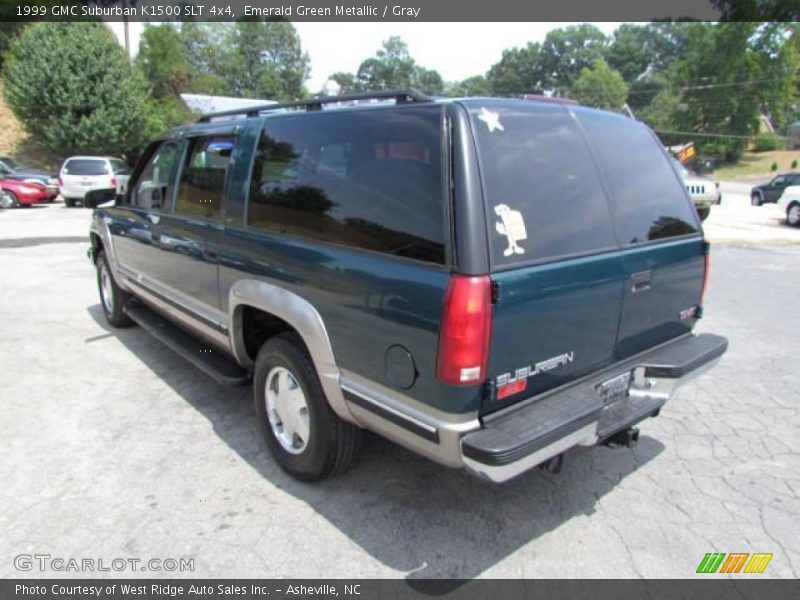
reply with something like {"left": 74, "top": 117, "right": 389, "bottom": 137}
{"left": 787, "top": 203, "right": 800, "bottom": 227}
{"left": 0, "top": 190, "right": 19, "bottom": 208}
{"left": 697, "top": 207, "right": 710, "bottom": 221}
{"left": 64, "top": 198, "right": 75, "bottom": 208}
{"left": 254, "top": 333, "right": 361, "bottom": 481}
{"left": 96, "top": 250, "right": 134, "bottom": 327}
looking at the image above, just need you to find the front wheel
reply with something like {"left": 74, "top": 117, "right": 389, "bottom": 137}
{"left": 64, "top": 198, "right": 75, "bottom": 208}
{"left": 697, "top": 207, "right": 710, "bottom": 221}
{"left": 96, "top": 250, "right": 134, "bottom": 327}
{"left": 0, "top": 190, "right": 19, "bottom": 208}
{"left": 787, "top": 203, "right": 800, "bottom": 227}
{"left": 254, "top": 333, "right": 361, "bottom": 481}
{"left": 751, "top": 192, "right": 762, "bottom": 206}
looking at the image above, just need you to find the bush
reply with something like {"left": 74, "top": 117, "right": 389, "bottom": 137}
{"left": 792, "top": 159, "right": 798, "bottom": 169}
{"left": 771, "top": 162, "right": 779, "bottom": 171}
{"left": 754, "top": 133, "right": 784, "bottom": 152}
{"left": 4, "top": 23, "right": 151, "bottom": 157}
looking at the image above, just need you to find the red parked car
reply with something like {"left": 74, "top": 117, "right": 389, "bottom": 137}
{"left": 0, "top": 178, "right": 50, "bottom": 208}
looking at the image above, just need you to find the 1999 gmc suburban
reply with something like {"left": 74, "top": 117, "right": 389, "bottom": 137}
{"left": 88, "top": 91, "right": 728, "bottom": 482}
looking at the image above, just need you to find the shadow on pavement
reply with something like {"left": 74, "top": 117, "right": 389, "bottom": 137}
{"left": 87, "top": 303, "right": 664, "bottom": 581}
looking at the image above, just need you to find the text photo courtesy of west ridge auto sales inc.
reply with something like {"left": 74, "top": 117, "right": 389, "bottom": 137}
{"left": 1, "top": 1, "right": 799, "bottom": 598}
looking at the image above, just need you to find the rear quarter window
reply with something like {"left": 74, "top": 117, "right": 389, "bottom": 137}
{"left": 246, "top": 105, "right": 446, "bottom": 264}
{"left": 575, "top": 108, "right": 699, "bottom": 244}
{"left": 466, "top": 100, "right": 617, "bottom": 267}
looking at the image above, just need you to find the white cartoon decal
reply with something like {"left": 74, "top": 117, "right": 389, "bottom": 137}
{"left": 478, "top": 107, "right": 504, "bottom": 133}
{"left": 494, "top": 204, "right": 527, "bottom": 256}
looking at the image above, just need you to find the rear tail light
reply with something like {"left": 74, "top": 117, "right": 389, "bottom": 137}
{"left": 110, "top": 177, "right": 117, "bottom": 187}
{"left": 436, "top": 275, "right": 492, "bottom": 386}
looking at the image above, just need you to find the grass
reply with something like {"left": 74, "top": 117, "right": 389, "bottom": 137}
{"left": 712, "top": 150, "right": 800, "bottom": 181}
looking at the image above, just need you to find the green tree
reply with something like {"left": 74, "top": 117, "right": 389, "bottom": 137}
{"left": 327, "top": 72, "right": 357, "bottom": 94}
{"left": 539, "top": 24, "right": 608, "bottom": 92}
{"left": 446, "top": 75, "right": 490, "bottom": 97}
{"left": 4, "top": 22, "right": 149, "bottom": 156}
{"left": 137, "top": 24, "right": 190, "bottom": 98}
{"left": 347, "top": 37, "right": 444, "bottom": 93}
{"left": 414, "top": 66, "right": 444, "bottom": 94}
{"left": 486, "top": 43, "right": 543, "bottom": 95}
{"left": 224, "top": 21, "right": 310, "bottom": 100}
{"left": 570, "top": 60, "right": 629, "bottom": 110}
{"left": 355, "top": 37, "right": 418, "bottom": 90}
{"left": 180, "top": 22, "right": 227, "bottom": 95}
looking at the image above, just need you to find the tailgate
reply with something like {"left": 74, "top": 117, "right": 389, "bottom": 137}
{"left": 462, "top": 100, "right": 626, "bottom": 415}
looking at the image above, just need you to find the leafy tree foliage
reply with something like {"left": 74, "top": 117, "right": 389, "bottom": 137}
{"left": 137, "top": 24, "right": 190, "bottom": 98}
{"left": 344, "top": 37, "right": 444, "bottom": 94}
{"left": 226, "top": 21, "right": 310, "bottom": 99}
{"left": 570, "top": 60, "right": 629, "bottom": 110}
{"left": 446, "top": 75, "right": 490, "bottom": 97}
{"left": 486, "top": 43, "right": 543, "bottom": 95}
{"left": 4, "top": 22, "right": 149, "bottom": 156}
{"left": 538, "top": 24, "right": 608, "bottom": 92}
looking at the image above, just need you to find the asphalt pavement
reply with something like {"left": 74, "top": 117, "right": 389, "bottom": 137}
{"left": 0, "top": 202, "right": 798, "bottom": 579}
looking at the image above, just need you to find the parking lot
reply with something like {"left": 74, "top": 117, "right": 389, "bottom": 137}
{"left": 1, "top": 191, "right": 799, "bottom": 579}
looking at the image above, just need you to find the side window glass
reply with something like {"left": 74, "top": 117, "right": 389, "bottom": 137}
{"left": 133, "top": 142, "right": 181, "bottom": 211}
{"left": 773, "top": 176, "right": 786, "bottom": 186}
{"left": 175, "top": 136, "right": 235, "bottom": 221}
{"left": 577, "top": 109, "right": 698, "bottom": 244}
{"left": 246, "top": 106, "right": 445, "bottom": 264}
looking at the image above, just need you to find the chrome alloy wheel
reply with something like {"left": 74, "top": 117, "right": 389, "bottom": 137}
{"left": 265, "top": 366, "right": 310, "bottom": 454}
{"left": 0, "top": 191, "right": 14, "bottom": 208}
{"left": 99, "top": 260, "right": 114, "bottom": 313}
{"left": 788, "top": 204, "right": 800, "bottom": 227}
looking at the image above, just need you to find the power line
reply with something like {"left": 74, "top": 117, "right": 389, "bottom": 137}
{"left": 652, "top": 129, "right": 786, "bottom": 140}
{"left": 628, "top": 77, "right": 789, "bottom": 95}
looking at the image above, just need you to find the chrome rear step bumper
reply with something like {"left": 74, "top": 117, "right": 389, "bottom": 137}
{"left": 461, "top": 333, "right": 728, "bottom": 482}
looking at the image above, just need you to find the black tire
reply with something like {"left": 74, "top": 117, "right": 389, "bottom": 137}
{"left": 787, "top": 202, "right": 800, "bottom": 228}
{"left": 254, "top": 332, "right": 361, "bottom": 481}
{"left": 96, "top": 250, "right": 134, "bottom": 328}
{"left": 0, "top": 190, "right": 20, "bottom": 208}
{"left": 697, "top": 207, "right": 710, "bottom": 221}
{"left": 751, "top": 192, "right": 762, "bottom": 206}
{"left": 64, "top": 198, "right": 75, "bottom": 208}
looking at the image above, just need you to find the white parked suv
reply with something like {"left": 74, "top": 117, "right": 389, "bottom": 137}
{"left": 59, "top": 156, "right": 131, "bottom": 208}
{"left": 777, "top": 185, "right": 800, "bottom": 227}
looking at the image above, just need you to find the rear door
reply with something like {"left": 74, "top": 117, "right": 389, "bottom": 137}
{"left": 464, "top": 100, "right": 625, "bottom": 414}
{"left": 149, "top": 133, "right": 238, "bottom": 312}
{"left": 576, "top": 108, "right": 704, "bottom": 359}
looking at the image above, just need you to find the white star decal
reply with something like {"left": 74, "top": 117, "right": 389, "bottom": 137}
{"left": 478, "top": 107, "right": 504, "bottom": 133}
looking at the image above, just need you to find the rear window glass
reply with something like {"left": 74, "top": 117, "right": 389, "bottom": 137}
{"left": 247, "top": 105, "right": 445, "bottom": 264}
{"left": 576, "top": 109, "right": 698, "bottom": 244}
{"left": 63, "top": 159, "right": 109, "bottom": 176}
{"left": 467, "top": 100, "right": 617, "bottom": 266}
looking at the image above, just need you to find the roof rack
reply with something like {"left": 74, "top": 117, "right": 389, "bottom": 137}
{"left": 196, "top": 89, "right": 432, "bottom": 123}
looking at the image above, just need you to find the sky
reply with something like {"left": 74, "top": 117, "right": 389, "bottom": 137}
{"left": 107, "top": 22, "right": 622, "bottom": 92}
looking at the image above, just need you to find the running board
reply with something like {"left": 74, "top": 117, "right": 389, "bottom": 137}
{"left": 124, "top": 301, "right": 250, "bottom": 386}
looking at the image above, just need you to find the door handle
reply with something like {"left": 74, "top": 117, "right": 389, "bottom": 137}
{"left": 631, "top": 271, "right": 652, "bottom": 293}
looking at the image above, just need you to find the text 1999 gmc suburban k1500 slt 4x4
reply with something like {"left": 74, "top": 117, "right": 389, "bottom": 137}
{"left": 89, "top": 90, "right": 728, "bottom": 483}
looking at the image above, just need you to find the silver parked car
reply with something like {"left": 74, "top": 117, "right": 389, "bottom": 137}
{"left": 671, "top": 158, "right": 720, "bottom": 221}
